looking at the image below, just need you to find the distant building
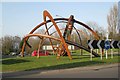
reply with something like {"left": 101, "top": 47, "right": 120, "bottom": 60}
{"left": 42, "top": 45, "right": 75, "bottom": 51}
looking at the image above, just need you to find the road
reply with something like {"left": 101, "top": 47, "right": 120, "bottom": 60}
{"left": 2, "top": 63, "right": 119, "bottom": 78}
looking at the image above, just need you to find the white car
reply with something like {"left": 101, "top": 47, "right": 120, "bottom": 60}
{"left": 10, "top": 52, "right": 17, "bottom": 56}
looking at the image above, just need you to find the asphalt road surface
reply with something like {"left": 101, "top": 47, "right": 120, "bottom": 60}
{"left": 2, "top": 63, "right": 119, "bottom": 78}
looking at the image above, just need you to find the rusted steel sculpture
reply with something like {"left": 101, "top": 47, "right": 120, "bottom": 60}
{"left": 21, "top": 10, "right": 100, "bottom": 60}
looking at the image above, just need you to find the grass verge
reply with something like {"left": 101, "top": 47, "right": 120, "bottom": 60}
{"left": 1, "top": 54, "right": 120, "bottom": 72}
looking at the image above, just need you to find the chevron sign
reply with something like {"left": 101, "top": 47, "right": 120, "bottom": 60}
{"left": 88, "top": 40, "right": 104, "bottom": 49}
{"left": 88, "top": 40, "right": 120, "bottom": 49}
{"left": 110, "top": 40, "right": 120, "bottom": 49}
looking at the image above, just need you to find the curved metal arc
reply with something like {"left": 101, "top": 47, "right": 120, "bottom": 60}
{"left": 63, "top": 15, "right": 74, "bottom": 40}
{"left": 73, "top": 26, "right": 82, "bottom": 45}
{"left": 44, "top": 15, "right": 55, "bottom": 54}
{"left": 50, "top": 28, "right": 65, "bottom": 35}
{"left": 43, "top": 10, "right": 72, "bottom": 60}
{"left": 21, "top": 10, "right": 99, "bottom": 58}
{"left": 46, "top": 18, "right": 99, "bottom": 39}
{"left": 73, "top": 19, "right": 99, "bottom": 39}
{"left": 44, "top": 21, "right": 67, "bottom": 34}
{"left": 21, "top": 22, "right": 46, "bottom": 57}
{"left": 24, "top": 34, "right": 61, "bottom": 41}
{"left": 77, "top": 29, "right": 89, "bottom": 40}
{"left": 50, "top": 28, "right": 89, "bottom": 41}
{"left": 45, "top": 21, "right": 89, "bottom": 41}
{"left": 29, "top": 18, "right": 99, "bottom": 40}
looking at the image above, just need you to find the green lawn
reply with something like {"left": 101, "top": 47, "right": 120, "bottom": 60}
{"left": 1, "top": 54, "right": 120, "bottom": 72}
{"left": 71, "top": 49, "right": 119, "bottom": 55}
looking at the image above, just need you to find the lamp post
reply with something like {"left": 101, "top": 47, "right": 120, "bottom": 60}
{"left": 56, "top": 15, "right": 63, "bottom": 18}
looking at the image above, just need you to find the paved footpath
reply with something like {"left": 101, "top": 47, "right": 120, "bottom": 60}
{"left": 2, "top": 63, "right": 119, "bottom": 78}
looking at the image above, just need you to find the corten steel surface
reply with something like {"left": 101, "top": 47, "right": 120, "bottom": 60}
{"left": 50, "top": 28, "right": 89, "bottom": 43}
{"left": 27, "top": 18, "right": 99, "bottom": 39}
{"left": 43, "top": 10, "right": 72, "bottom": 60}
{"left": 59, "top": 15, "right": 74, "bottom": 56}
{"left": 63, "top": 15, "right": 74, "bottom": 40}
{"left": 45, "top": 21, "right": 85, "bottom": 45}
{"left": 45, "top": 21, "right": 90, "bottom": 40}
{"left": 21, "top": 10, "right": 100, "bottom": 59}
{"left": 44, "top": 14, "right": 55, "bottom": 55}
{"left": 24, "top": 34, "right": 61, "bottom": 58}
{"left": 24, "top": 34, "right": 61, "bottom": 41}
{"left": 23, "top": 18, "right": 99, "bottom": 40}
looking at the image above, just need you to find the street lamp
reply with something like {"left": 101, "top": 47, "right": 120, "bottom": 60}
{"left": 56, "top": 15, "right": 63, "bottom": 18}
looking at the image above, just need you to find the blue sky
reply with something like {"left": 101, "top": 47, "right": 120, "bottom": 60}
{"left": 1, "top": 2, "right": 116, "bottom": 38}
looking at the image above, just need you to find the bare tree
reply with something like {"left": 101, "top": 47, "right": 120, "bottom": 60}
{"left": 0, "top": 38, "right": 2, "bottom": 54}
{"left": 34, "top": 29, "right": 45, "bottom": 34}
{"left": 1, "top": 35, "right": 21, "bottom": 55}
{"left": 24, "top": 29, "right": 51, "bottom": 54}
{"left": 107, "top": 4, "right": 118, "bottom": 39}
{"left": 86, "top": 21, "right": 106, "bottom": 40}
{"left": 2, "top": 35, "right": 14, "bottom": 55}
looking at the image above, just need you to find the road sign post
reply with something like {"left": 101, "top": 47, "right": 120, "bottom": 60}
{"left": 88, "top": 40, "right": 104, "bottom": 60}
{"left": 105, "top": 50, "right": 108, "bottom": 59}
{"left": 90, "top": 49, "right": 92, "bottom": 61}
{"left": 96, "top": 49, "right": 98, "bottom": 54}
{"left": 110, "top": 40, "right": 120, "bottom": 58}
{"left": 88, "top": 40, "right": 120, "bottom": 60}
{"left": 104, "top": 40, "right": 110, "bottom": 59}
{"left": 110, "top": 49, "right": 113, "bottom": 58}
{"left": 100, "top": 49, "right": 102, "bottom": 60}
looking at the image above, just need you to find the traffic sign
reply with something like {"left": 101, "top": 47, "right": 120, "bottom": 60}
{"left": 104, "top": 40, "right": 110, "bottom": 50}
{"left": 110, "top": 40, "right": 120, "bottom": 49}
{"left": 88, "top": 40, "right": 120, "bottom": 49}
{"left": 88, "top": 40, "right": 104, "bottom": 49}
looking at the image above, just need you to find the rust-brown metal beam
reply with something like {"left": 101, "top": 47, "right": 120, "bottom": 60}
{"left": 21, "top": 10, "right": 100, "bottom": 59}
{"left": 24, "top": 34, "right": 61, "bottom": 41}
{"left": 50, "top": 28, "right": 89, "bottom": 40}
{"left": 28, "top": 18, "right": 99, "bottom": 40}
{"left": 43, "top": 10, "right": 72, "bottom": 60}
{"left": 44, "top": 20, "right": 55, "bottom": 54}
